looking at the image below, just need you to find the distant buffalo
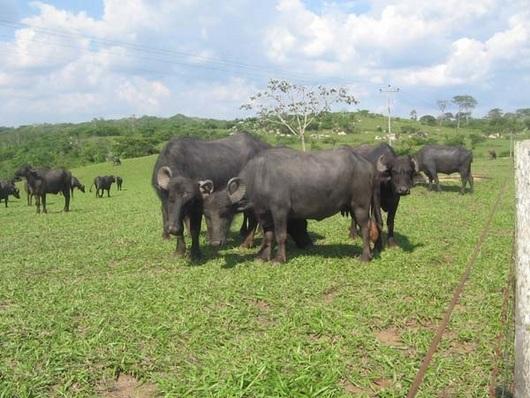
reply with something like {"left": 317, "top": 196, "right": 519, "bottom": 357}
{"left": 70, "top": 176, "right": 85, "bottom": 198}
{"left": 90, "top": 176, "right": 115, "bottom": 198}
{"left": 488, "top": 150, "right": 497, "bottom": 160}
{"left": 414, "top": 145, "right": 473, "bottom": 194}
{"left": 14, "top": 165, "right": 73, "bottom": 213}
{"left": 116, "top": 176, "right": 123, "bottom": 191}
{"left": 0, "top": 180, "right": 20, "bottom": 208}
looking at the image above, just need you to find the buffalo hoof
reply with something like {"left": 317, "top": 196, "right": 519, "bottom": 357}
{"left": 190, "top": 251, "right": 202, "bottom": 262}
{"left": 256, "top": 249, "right": 272, "bottom": 262}
{"left": 162, "top": 232, "right": 171, "bottom": 240}
{"left": 173, "top": 245, "right": 186, "bottom": 257}
{"left": 387, "top": 238, "right": 398, "bottom": 248}
{"left": 359, "top": 253, "right": 372, "bottom": 262}
{"left": 272, "top": 255, "right": 287, "bottom": 264}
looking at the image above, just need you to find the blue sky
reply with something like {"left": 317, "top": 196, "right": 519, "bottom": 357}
{"left": 0, "top": 0, "right": 528, "bottom": 126}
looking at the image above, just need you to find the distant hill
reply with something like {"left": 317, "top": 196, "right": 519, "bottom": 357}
{"left": 1, "top": 110, "right": 527, "bottom": 178}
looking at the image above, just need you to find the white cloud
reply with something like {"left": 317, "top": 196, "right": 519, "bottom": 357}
{"left": 0, "top": 0, "right": 529, "bottom": 125}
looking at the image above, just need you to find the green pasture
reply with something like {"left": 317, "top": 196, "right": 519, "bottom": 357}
{"left": 0, "top": 155, "right": 514, "bottom": 397}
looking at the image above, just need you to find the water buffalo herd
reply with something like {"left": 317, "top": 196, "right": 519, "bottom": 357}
{"left": 5, "top": 133, "right": 473, "bottom": 264}
{"left": 152, "top": 133, "right": 473, "bottom": 263}
{"left": 6, "top": 164, "right": 123, "bottom": 213}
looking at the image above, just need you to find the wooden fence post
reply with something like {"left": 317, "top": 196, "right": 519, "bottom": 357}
{"left": 515, "top": 140, "right": 530, "bottom": 396}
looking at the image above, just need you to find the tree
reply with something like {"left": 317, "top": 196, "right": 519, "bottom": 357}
{"left": 452, "top": 95, "right": 477, "bottom": 128}
{"left": 410, "top": 109, "right": 417, "bottom": 121}
{"left": 241, "top": 79, "right": 357, "bottom": 151}
{"left": 436, "top": 100, "right": 448, "bottom": 125}
{"left": 419, "top": 115, "right": 436, "bottom": 126}
{"left": 487, "top": 108, "right": 503, "bottom": 120}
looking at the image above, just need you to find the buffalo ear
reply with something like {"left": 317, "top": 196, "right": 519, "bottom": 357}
{"left": 227, "top": 177, "right": 246, "bottom": 204}
{"left": 157, "top": 166, "right": 172, "bottom": 190}
{"left": 376, "top": 154, "right": 389, "bottom": 173}
{"left": 410, "top": 156, "right": 419, "bottom": 173}
{"left": 198, "top": 180, "right": 214, "bottom": 198}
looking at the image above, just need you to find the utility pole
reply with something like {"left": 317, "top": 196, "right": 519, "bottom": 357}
{"left": 379, "top": 84, "right": 399, "bottom": 145}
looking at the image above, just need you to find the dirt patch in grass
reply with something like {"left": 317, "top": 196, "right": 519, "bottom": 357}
{"left": 253, "top": 299, "right": 270, "bottom": 311}
{"left": 373, "top": 377, "right": 393, "bottom": 389}
{"left": 341, "top": 379, "right": 366, "bottom": 395}
{"left": 323, "top": 285, "right": 339, "bottom": 304}
{"left": 375, "top": 327, "right": 402, "bottom": 347}
{"left": 101, "top": 374, "right": 157, "bottom": 398}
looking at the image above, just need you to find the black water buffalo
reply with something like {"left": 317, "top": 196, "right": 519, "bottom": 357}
{"left": 488, "top": 150, "right": 497, "bottom": 160}
{"left": 414, "top": 144, "right": 473, "bottom": 194}
{"left": 0, "top": 180, "right": 20, "bottom": 207}
{"left": 116, "top": 176, "right": 123, "bottom": 191}
{"left": 70, "top": 176, "right": 85, "bottom": 198}
{"left": 200, "top": 146, "right": 381, "bottom": 263}
{"left": 90, "top": 176, "right": 116, "bottom": 198}
{"left": 152, "top": 133, "right": 272, "bottom": 260}
{"left": 14, "top": 165, "right": 73, "bottom": 213}
{"left": 352, "top": 143, "right": 417, "bottom": 248}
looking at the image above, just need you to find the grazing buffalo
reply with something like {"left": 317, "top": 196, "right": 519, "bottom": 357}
{"left": 116, "top": 176, "right": 123, "bottom": 191}
{"left": 70, "top": 176, "right": 85, "bottom": 198}
{"left": 488, "top": 150, "right": 497, "bottom": 160}
{"left": 200, "top": 146, "right": 381, "bottom": 263}
{"left": 152, "top": 133, "right": 271, "bottom": 260}
{"left": 414, "top": 144, "right": 473, "bottom": 194}
{"left": 0, "top": 180, "right": 20, "bottom": 207}
{"left": 90, "top": 176, "right": 115, "bottom": 198}
{"left": 353, "top": 143, "right": 417, "bottom": 248}
{"left": 14, "top": 165, "right": 73, "bottom": 213}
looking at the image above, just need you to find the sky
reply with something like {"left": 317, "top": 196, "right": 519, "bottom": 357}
{"left": 0, "top": 0, "right": 529, "bottom": 127}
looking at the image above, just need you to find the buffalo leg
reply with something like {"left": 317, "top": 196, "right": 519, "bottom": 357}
{"left": 63, "top": 190, "right": 70, "bottom": 212}
{"left": 256, "top": 214, "right": 274, "bottom": 261}
{"left": 35, "top": 195, "right": 41, "bottom": 213}
{"left": 240, "top": 212, "right": 258, "bottom": 249}
{"left": 189, "top": 208, "right": 203, "bottom": 261}
{"left": 272, "top": 210, "right": 288, "bottom": 263}
{"left": 4, "top": 198, "right": 7, "bottom": 208}
{"left": 433, "top": 172, "right": 441, "bottom": 192}
{"left": 174, "top": 219, "right": 186, "bottom": 257}
{"left": 161, "top": 204, "right": 170, "bottom": 239}
{"left": 353, "top": 206, "right": 371, "bottom": 261}
{"left": 41, "top": 194, "right": 47, "bottom": 214}
{"left": 385, "top": 195, "right": 400, "bottom": 247}
{"left": 107, "top": 189, "right": 110, "bottom": 198}
{"left": 466, "top": 164, "right": 474, "bottom": 193}
{"left": 288, "top": 219, "right": 313, "bottom": 249}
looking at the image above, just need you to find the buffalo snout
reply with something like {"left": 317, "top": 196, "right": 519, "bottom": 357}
{"left": 168, "top": 225, "right": 183, "bottom": 235}
{"left": 397, "top": 187, "right": 410, "bottom": 195}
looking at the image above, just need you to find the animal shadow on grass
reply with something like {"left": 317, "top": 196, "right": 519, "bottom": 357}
{"left": 414, "top": 181, "right": 472, "bottom": 193}
{"left": 390, "top": 232, "right": 423, "bottom": 253}
{"left": 221, "top": 238, "right": 387, "bottom": 269}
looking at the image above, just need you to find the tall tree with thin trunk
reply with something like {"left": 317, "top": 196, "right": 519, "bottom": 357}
{"left": 452, "top": 95, "right": 477, "bottom": 129}
{"left": 436, "top": 100, "right": 448, "bottom": 125}
{"left": 241, "top": 79, "right": 357, "bottom": 151}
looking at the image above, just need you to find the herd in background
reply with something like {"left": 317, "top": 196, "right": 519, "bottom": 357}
{"left": 0, "top": 163, "right": 123, "bottom": 212}
{"left": 151, "top": 132, "right": 474, "bottom": 263}
{"left": 1, "top": 132, "right": 474, "bottom": 264}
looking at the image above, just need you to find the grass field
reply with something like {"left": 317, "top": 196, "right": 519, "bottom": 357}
{"left": 0, "top": 154, "right": 514, "bottom": 397}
